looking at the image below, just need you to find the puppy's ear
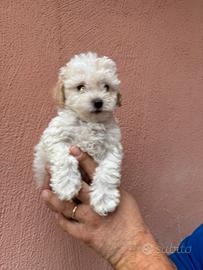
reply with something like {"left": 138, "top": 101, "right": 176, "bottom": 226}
{"left": 116, "top": 92, "right": 122, "bottom": 107}
{"left": 52, "top": 79, "right": 65, "bottom": 108}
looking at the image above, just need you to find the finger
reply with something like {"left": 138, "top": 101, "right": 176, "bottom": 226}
{"left": 41, "top": 189, "right": 68, "bottom": 212}
{"left": 80, "top": 168, "right": 91, "bottom": 184}
{"left": 70, "top": 146, "right": 97, "bottom": 179}
{"left": 41, "top": 190, "right": 79, "bottom": 220}
{"left": 75, "top": 181, "right": 90, "bottom": 204}
{"left": 41, "top": 165, "right": 51, "bottom": 190}
{"left": 73, "top": 204, "right": 100, "bottom": 226}
{"left": 55, "top": 213, "right": 90, "bottom": 243}
{"left": 41, "top": 189, "right": 90, "bottom": 223}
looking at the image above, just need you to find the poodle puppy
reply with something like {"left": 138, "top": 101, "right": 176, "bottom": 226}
{"left": 33, "top": 52, "right": 123, "bottom": 216}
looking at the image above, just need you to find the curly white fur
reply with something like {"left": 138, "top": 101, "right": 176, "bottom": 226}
{"left": 33, "top": 52, "right": 123, "bottom": 216}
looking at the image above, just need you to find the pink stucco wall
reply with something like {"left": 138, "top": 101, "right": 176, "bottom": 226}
{"left": 1, "top": 1, "right": 203, "bottom": 269}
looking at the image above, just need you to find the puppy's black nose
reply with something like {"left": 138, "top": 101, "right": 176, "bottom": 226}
{"left": 92, "top": 98, "right": 103, "bottom": 109}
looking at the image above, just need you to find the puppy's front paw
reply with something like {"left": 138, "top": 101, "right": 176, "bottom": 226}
{"left": 90, "top": 187, "right": 120, "bottom": 216}
{"left": 51, "top": 176, "right": 81, "bottom": 201}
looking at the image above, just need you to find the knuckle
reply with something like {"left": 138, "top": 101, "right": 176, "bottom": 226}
{"left": 78, "top": 186, "right": 89, "bottom": 198}
{"left": 56, "top": 203, "right": 65, "bottom": 213}
{"left": 62, "top": 204, "right": 72, "bottom": 217}
{"left": 44, "top": 200, "right": 52, "bottom": 209}
{"left": 79, "top": 185, "right": 86, "bottom": 194}
{"left": 81, "top": 207, "right": 90, "bottom": 218}
{"left": 79, "top": 152, "right": 89, "bottom": 163}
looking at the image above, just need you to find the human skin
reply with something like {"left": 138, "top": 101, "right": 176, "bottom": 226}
{"left": 41, "top": 146, "right": 176, "bottom": 270}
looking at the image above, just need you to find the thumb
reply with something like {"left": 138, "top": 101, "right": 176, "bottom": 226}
{"left": 70, "top": 146, "right": 97, "bottom": 179}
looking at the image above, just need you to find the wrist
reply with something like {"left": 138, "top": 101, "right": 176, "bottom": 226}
{"left": 112, "top": 228, "right": 174, "bottom": 270}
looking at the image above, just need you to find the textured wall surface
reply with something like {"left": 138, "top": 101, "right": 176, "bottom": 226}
{"left": 1, "top": 1, "right": 203, "bottom": 269}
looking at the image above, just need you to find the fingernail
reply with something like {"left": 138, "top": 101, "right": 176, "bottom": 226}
{"left": 41, "top": 190, "right": 50, "bottom": 200}
{"left": 70, "top": 146, "right": 82, "bottom": 157}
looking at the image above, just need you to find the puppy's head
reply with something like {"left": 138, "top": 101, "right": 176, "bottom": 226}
{"left": 53, "top": 52, "right": 121, "bottom": 123}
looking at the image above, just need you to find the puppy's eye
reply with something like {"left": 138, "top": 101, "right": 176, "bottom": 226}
{"left": 77, "top": 84, "right": 85, "bottom": 91}
{"left": 104, "top": 84, "right": 110, "bottom": 91}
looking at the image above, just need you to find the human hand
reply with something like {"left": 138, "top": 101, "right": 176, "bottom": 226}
{"left": 41, "top": 147, "right": 175, "bottom": 270}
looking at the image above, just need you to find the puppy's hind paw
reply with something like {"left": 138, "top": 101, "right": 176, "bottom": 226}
{"left": 90, "top": 188, "right": 120, "bottom": 216}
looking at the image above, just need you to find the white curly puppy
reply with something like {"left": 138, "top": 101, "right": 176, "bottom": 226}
{"left": 33, "top": 52, "right": 123, "bottom": 216}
